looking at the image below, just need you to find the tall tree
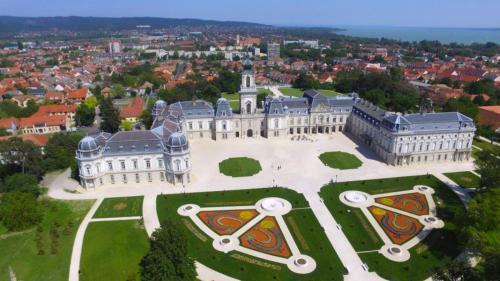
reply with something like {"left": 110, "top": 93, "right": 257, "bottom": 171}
{"left": 0, "top": 137, "right": 45, "bottom": 179}
{"left": 99, "top": 97, "right": 121, "bottom": 133}
{"left": 0, "top": 191, "right": 43, "bottom": 231}
{"left": 1, "top": 173, "right": 41, "bottom": 197}
{"left": 140, "top": 220, "right": 196, "bottom": 281}
{"left": 474, "top": 146, "right": 500, "bottom": 190}
{"left": 75, "top": 104, "right": 96, "bottom": 127}
{"left": 444, "top": 96, "right": 479, "bottom": 120}
{"left": 43, "top": 132, "right": 84, "bottom": 171}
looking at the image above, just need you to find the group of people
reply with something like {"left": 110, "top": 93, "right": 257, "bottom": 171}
{"left": 290, "top": 135, "right": 315, "bottom": 142}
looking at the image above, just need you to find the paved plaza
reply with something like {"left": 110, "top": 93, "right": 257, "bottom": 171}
{"left": 47, "top": 133, "right": 475, "bottom": 281}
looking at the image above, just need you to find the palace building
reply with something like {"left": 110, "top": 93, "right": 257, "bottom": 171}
{"left": 76, "top": 61, "right": 475, "bottom": 189}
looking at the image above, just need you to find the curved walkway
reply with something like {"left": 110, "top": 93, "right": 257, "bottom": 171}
{"left": 68, "top": 198, "right": 103, "bottom": 281}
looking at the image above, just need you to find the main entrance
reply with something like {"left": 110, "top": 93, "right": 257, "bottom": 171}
{"left": 247, "top": 129, "right": 253, "bottom": 137}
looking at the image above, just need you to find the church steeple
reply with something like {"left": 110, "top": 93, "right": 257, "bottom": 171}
{"left": 239, "top": 58, "right": 257, "bottom": 115}
{"left": 240, "top": 58, "right": 256, "bottom": 93}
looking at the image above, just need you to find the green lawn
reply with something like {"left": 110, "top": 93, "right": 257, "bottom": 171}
{"left": 279, "top": 88, "right": 340, "bottom": 97}
{"left": 93, "top": 196, "right": 143, "bottom": 218}
{"left": 0, "top": 199, "right": 94, "bottom": 281}
{"left": 221, "top": 92, "right": 240, "bottom": 101}
{"left": 219, "top": 157, "right": 262, "bottom": 177}
{"left": 257, "top": 88, "right": 273, "bottom": 96}
{"left": 279, "top": 87, "right": 304, "bottom": 97}
{"left": 444, "top": 171, "right": 481, "bottom": 189}
{"left": 80, "top": 220, "right": 149, "bottom": 281}
{"left": 318, "top": 89, "right": 341, "bottom": 97}
{"left": 157, "top": 188, "right": 345, "bottom": 281}
{"left": 319, "top": 175, "right": 465, "bottom": 281}
{"left": 473, "top": 139, "right": 498, "bottom": 151}
{"left": 319, "top": 151, "right": 362, "bottom": 170}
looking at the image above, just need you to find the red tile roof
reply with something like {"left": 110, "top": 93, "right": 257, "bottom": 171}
{"left": 67, "top": 88, "right": 88, "bottom": 99}
{"left": 120, "top": 97, "right": 144, "bottom": 119}
{"left": 0, "top": 134, "right": 48, "bottom": 146}
{"left": 0, "top": 117, "right": 19, "bottom": 129}
{"left": 19, "top": 115, "right": 66, "bottom": 127}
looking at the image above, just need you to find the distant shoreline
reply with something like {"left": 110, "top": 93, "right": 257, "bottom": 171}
{"left": 331, "top": 25, "right": 500, "bottom": 44}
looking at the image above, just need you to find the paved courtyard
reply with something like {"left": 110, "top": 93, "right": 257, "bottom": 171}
{"left": 47, "top": 133, "right": 475, "bottom": 281}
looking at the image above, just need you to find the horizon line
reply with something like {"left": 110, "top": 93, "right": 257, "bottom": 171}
{"left": 0, "top": 15, "right": 499, "bottom": 30}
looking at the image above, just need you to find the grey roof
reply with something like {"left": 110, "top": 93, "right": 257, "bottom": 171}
{"left": 353, "top": 99, "right": 387, "bottom": 122}
{"left": 78, "top": 136, "right": 98, "bottom": 151}
{"left": 169, "top": 100, "right": 214, "bottom": 119}
{"left": 280, "top": 97, "right": 309, "bottom": 115}
{"left": 215, "top": 98, "right": 233, "bottom": 118}
{"left": 102, "top": 131, "right": 163, "bottom": 155}
{"left": 264, "top": 97, "right": 286, "bottom": 115}
{"left": 167, "top": 132, "right": 187, "bottom": 147}
{"left": 328, "top": 96, "right": 355, "bottom": 108}
{"left": 382, "top": 112, "right": 475, "bottom": 133}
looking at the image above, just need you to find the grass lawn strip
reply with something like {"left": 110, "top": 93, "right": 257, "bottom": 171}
{"left": 80, "top": 220, "right": 149, "bottom": 281}
{"left": 319, "top": 175, "right": 465, "bottom": 281}
{"left": 278, "top": 87, "right": 304, "bottom": 97}
{"left": 319, "top": 151, "right": 362, "bottom": 170}
{"left": 443, "top": 171, "right": 481, "bottom": 189}
{"left": 219, "top": 157, "right": 262, "bottom": 177}
{"left": 157, "top": 188, "right": 345, "bottom": 281}
{"left": 0, "top": 200, "right": 94, "bottom": 281}
{"left": 93, "top": 196, "right": 143, "bottom": 218}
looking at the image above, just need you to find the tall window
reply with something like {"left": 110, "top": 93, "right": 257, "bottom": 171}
{"left": 175, "top": 159, "right": 181, "bottom": 171}
{"left": 246, "top": 76, "right": 250, "bottom": 88}
{"left": 198, "top": 121, "right": 203, "bottom": 129}
{"left": 133, "top": 159, "right": 138, "bottom": 169}
{"left": 96, "top": 163, "right": 100, "bottom": 173}
{"left": 107, "top": 161, "right": 113, "bottom": 171}
{"left": 85, "top": 165, "right": 91, "bottom": 176}
{"left": 148, "top": 173, "right": 152, "bottom": 182}
{"left": 222, "top": 121, "right": 227, "bottom": 131}
{"left": 246, "top": 102, "right": 251, "bottom": 114}
{"left": 158, "top": 159, "right": 163, "bottom": 168}
{"left": 274, "top": 119, "right": 279, "bottom": 129}
{"left": 135, "top": 173, "right": 140, "bottom": 183}
{"left": 145, "top": 159, "right": 151, "bottom": 169}
{"left": 120, "top": 160, "right": 126, "bottom": 170}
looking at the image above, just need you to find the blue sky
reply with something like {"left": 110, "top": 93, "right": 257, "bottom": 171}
{"left": 0, "top": 0, "right": 499, "bottom": 28}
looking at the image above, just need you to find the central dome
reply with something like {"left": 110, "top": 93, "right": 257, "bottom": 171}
{"left": 78, "top": 136, "right": 98, "bottom": 151}
{"left": 167, "top": 132, "right": 187, "bottom": 147}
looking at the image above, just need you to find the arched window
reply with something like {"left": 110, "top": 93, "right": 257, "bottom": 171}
{"left": 185, "top": 159, "right": 189, "bottom": 168}
{"left": 246, "top": 102, "right": 252, "bottom": 114}
{"left": 246, "top": 76, "right": 251, "bottom": 88}
{"left": 174, "top": 159, "right": 181, "bottom": 172}
{"left": 222, "top": 121, "right": 227, "bottom": 131}
{"left": 85, "top": 165, "right": 91, "bottom": 176}
{"left": 274, "top": 119, "right": 279, "bottom": 129}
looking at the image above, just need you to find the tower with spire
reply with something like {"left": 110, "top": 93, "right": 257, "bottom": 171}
{"left": 239, "top": 58, "right": 257, "bottom": 115}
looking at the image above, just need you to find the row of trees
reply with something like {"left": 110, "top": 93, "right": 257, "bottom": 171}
{"left": 158, "top": 70, "right": 240, "bottom": 106}
{"left": 0, "top": 99, "right": 39, "bottom": 119}
{"left": 0, "top": 132, "right": 85, "bottom": 232}
{"left": 335, "top": 68, "right": 420, "bottom": 112}
{"left": 433, "top": 147, "right": 500, "bottom": 281}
